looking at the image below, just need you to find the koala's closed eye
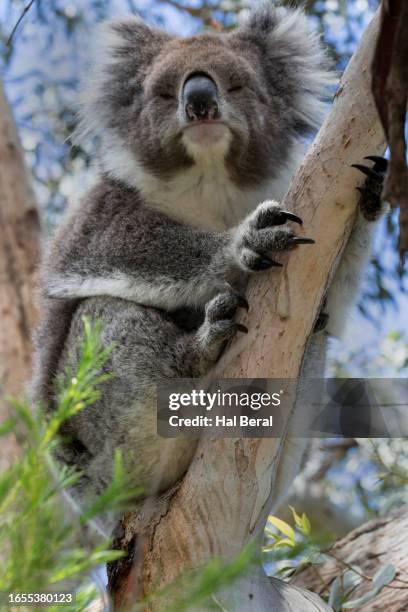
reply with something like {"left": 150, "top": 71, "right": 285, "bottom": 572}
{"left": 158, "top": 92, "right": 175, "bottom": 101}
{"left": 228, "top": 84, "right": 244, "bottom": 93}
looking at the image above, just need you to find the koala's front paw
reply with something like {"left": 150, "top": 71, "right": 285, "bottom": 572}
{"left": 198, "top": 292, "right": 248, "bottom": 363}
{"left": 351, "top": 156, "right": 388, "bottom": 222}
{"left": 232, "top": 200, "right": 314, "bottom": 272}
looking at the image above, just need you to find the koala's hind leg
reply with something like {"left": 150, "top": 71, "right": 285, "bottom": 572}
{"left": 55, "top": 292, "right": 247, "bottom": 524}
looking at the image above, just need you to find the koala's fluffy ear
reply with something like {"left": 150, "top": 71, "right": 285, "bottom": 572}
{"left": 73, "top": 17, "right": 171, "bottom": 144}
{"left": 230, "top": 3, "right": 334, "bottom": 132}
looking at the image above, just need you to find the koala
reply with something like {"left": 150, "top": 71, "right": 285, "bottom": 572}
{"left": 31, "top": 4, "right": 386, "bottom": 531}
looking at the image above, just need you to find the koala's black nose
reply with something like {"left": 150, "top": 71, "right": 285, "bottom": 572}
{"left": 183, "top": 73, "right": 219, "bottom": 122}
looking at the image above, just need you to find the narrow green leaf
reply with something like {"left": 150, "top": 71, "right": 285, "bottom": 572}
{"left": 289, "top": 506, "right": 303, "bottom": 529}
{"left": 0, "top": 417, "right": 16, "bottom": 436}
{"left": 342, "top": 567, "right": 363, "bottom": 591}
{"left": 301, "top": 513, "right": 311, "bottom": 536}
{"left": 328, "top": 576, "right": 342, "bottom": 611}
{"left": 267, "top": 515, "right": 296, "bottom": 542}
{"left": 342, "top": 588, "right": 379, "bottom": 608}
{"left": 372, "top": 564, "right": 396, "bottom": 590}
{"left": 273, "top": 537, "right": 296, "bottom": 549}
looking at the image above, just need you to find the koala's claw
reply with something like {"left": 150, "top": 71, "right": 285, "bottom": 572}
{"left": 364, "top": 155, "right": 388, "bottom": 172}
{"left": 199, "top": 292, "right": 249, "bottom": 362}
{"left": 248, "top": 253, "right": 283, "bottom": 271}
{"left": 235, "top": 294, "right": 249, "bottom": 311}
{"left": 255, "top": 205, "right": 302, "bottom": 229}
{"left": 314, "top": 311, "right": 329, "bottom": 333}
{"left": 270, "top": 210, "right": 303, "bottom": 226}
{"left": 291, "top": 236, "right": 315, "bottom": 245}
{"left": 352, "top": 155, "right": 388, "bottom": 221}
{"left": 351, "top": 163, "right": 382, "bottom": 181}
{"left": 205, "top": 292, "right": 247, "bottom": 323}
{"left": 235, "top": 201, "right": 316, "bottom": 273}
{"left": 282, "top": 211, "right": 303, "bottom": 225}
{"left": 234, "top": 322, "right": 248, "bottom": 334}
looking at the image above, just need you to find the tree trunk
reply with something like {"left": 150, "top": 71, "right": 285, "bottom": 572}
{"left": 371, "top": 0, "right": 408, "bottom": 260}
{"left": 109, "top": 9, "right": 386, "bottom": 610}
{"left": 291, "top": 505, "right": 408, "bottom": 611}
{"left": 0, "top": 81, "right": 41, "bottom": 464}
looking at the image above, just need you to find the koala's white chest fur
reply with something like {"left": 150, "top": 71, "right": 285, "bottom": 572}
{"left": 101, "top": 132, "right": 304, "bottom": 231}
{"left": 143, "top": 160, "right": 263, "bottom": 231}
{"left": 136, "top": 143, "right": 303, "bottom": 231}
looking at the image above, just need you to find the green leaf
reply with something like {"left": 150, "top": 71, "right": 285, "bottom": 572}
{"left": 342, "top": 588, "right": 379, "bottom": 608}
{"left": 372, "top": 564, "right": 396, "bottom": 590}
{"left": 0, "top": 317, "right": 128, "bottom": 603}
{"left": 388, "top": 331, "right": 402, "bottom": 341}
{"left": 264, "top": 528, "right": 280, "bottom": 540}
{"left": 9, "top": 399, "right": 36, "bottom": 432}
{"left": 80, "top": 449, "right": 142, "bottom": 523}
{"left": 342, "top": 567, "right": 363, "bottom": 591}
{"left": 88, "top": 549, "right": 125, "bottom": 565}
{"left": 0, "top": 417, "right": 16, "bottom": 436}
{"left": 276, "top": 565, "right": 297, "bottom": 578}
{"left": 300, "top": 513, "right": 311, "bottom": 535}
{"left": 289, "top": 506, "right": 311, "bottom": 535}
{"left": 289, "top": 506, "right": 303, "bottom": 528}
{"left": 328, "top": 576, "right": 342, "bottom": 611}
{"left": 310, "top": 552, "right": 330, "bottom": 565}
{"left": 273, "top": 537, "right": 296, "bottom": 549}
{"left": 267, "top": 515, "right": 296, "bottom": 543}
{"left": 327, "top": 568, "right": 364, "bottom": 611}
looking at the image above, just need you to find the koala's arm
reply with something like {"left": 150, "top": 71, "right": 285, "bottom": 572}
{"left": 44, "top": 182, "right": 307, "bottom": 310}
{"left": 47, "top": 218, "right": 233, "bottom": 310}
{"left": 325, "top": 156, "right": 388, "bottom": 338}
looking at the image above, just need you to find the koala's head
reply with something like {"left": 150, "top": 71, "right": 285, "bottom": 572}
{"left": 75, "top": 4, "right": 332, "bottom": 191}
